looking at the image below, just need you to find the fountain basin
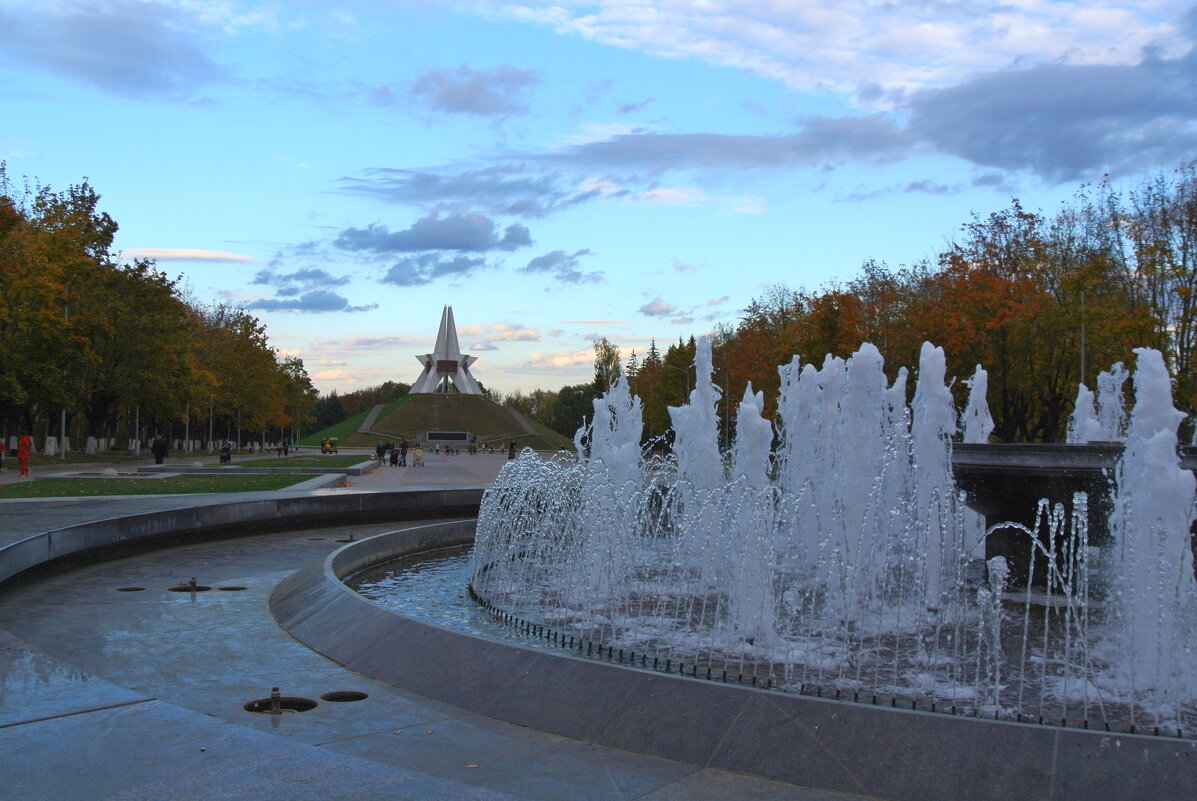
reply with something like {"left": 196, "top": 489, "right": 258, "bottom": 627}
{"left": 953, "top": 442, "right": 1197, "bottom": 586}
{"left": 272, "top": 519, "right": 1197, "bottom": 801}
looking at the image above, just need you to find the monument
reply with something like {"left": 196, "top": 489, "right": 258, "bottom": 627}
{"left": 410, "top": 305, "right": 482, "bottom": 395}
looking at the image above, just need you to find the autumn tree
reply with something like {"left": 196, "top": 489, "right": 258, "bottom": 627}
{"left": 592, "top": 336, "right": 622, "bottom": 395}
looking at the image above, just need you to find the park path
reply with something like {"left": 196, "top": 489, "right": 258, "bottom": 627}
{"left": 357, "top": 403, "right": 387, "bottom": 434}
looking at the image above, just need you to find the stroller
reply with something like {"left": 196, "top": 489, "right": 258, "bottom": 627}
{"left": 219, "top": 441, "right": 232, "bottom": 464}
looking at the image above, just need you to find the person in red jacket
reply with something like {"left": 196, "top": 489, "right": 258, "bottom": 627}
{"left": 0, "top": 438, "right": 6, "bottom": 472}
{"left": 17, "top": 434, "right": 32, "bottom": 477}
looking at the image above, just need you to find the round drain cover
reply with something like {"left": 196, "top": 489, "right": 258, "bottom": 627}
{"left": 115, "top": 587, "right": 146, "bottom": 592}
{"left": 217, "top": 586, "right": 247, "bottom": 591}
{"left": 167, "top": 585, "right": 212, "bottom": 592}
{"left": 320, "top": 691, "right": 369, "bottom": 703}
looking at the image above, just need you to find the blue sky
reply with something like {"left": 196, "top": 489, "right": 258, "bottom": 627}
{"left": 2, "top": 1, "right": 1195, "bottom": 395}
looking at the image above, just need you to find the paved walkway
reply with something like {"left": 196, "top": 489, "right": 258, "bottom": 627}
{"left": 0, "top": 464, "right": 865, "bottom": 800}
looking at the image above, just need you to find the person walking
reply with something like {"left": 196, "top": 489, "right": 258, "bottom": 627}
{"left": 17, "top": 433, "right": 32, "bottom": 477}
{"left": 399, "top": 439, "right": 408, "bottom": 467}
{"left": 508, "top": 440, "right": 517, "bottom": 460}
{"left": 0, "top": 438, "right": 5, "bottom": 472}
{"left": 150, "top": 435, "right": 168, "bottom": 465}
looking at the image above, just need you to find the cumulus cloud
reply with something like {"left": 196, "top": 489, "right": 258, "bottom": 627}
{"left": 707, "top": 296, "right": 730, "bottom": 306}
{"left": 639, "top": 298, "right": 676, "bottom": 316}
{"left": 411, "top": 64, "right": 541, "bottom": 116}
{"left": 120, "top": 248, "right": 258, "bottom": 263}
{"left": 380, "top": 253, "right": 489, "bottom": 286}
{"left": 246, "top": 290, "right": 377, "bottom": 314}
{"left": 0, "top": 0, "right": 226, "bottom": 97}
{"left": 522, "top": 249, "right": 602, "bottom": 284}
{"left": 336, "top": 213, "right": 531, "bottom": 253}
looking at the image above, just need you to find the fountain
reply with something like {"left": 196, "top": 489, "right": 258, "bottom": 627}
{"left": 471, "top": 340, "right": 1197, "bottom": 736}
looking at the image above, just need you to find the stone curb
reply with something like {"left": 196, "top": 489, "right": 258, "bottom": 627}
{"left": 137, "top": 459, "right": 377, "bottom": 476}
{"left": 0, "top": 488, "right": 482, "bottom": 587}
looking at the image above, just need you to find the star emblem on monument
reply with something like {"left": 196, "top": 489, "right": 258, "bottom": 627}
{"left": 410, "top": 306, "right": 482, "bottom": 395}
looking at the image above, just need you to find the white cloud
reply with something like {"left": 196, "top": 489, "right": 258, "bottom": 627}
{"left": 558, "top": 122, "right": 643, "bottom": 147}
{"left": 626, "top": 187, "right": 766, "bottom": 213}
{"left": 639, "top": 298, "right": 676, "bottom": 316}
{"left": 486, "top": 1, "right": 1180, "bottom": 95}
{"left": 629, "top": 187, "right": 708, "bottom": 206}
{"left": 121, "top": 248, "right": 258, "bottom": 262}
{"left": 524, "top": 348, "right": 594, "bottom": 368}
{"left": 577, "top": 176, "right": 621, "bottom": 196}
{"left": 458, "top": 322, "right": 541, "bottom": 341}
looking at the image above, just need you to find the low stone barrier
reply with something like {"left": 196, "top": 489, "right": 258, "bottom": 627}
{"left": 0, "top": 489, "right": 482, "bottom": 587}
{"left": 137, "top": 459, "right": 377, "bottom": 476}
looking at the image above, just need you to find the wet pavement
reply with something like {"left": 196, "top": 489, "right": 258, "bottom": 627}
{"left": 0, "top": 502, "right": 867, "bottom": 800}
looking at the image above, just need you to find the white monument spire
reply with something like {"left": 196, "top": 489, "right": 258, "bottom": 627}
{"left": 410, "top": 306, "right": 482, "bottom": 395}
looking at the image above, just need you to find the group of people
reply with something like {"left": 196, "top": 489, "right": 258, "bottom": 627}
{"left": 0, "top": 434, "right": 34, "bottom": 477}
{"left": 377, "top": 439, "right": 412, "bottom": 467}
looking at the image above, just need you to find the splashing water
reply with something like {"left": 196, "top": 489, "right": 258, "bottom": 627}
{"left": 471, "top": 342, "right": 1197, "bottom": 734}
{"left": 1068, "top": 362, "right": 1130, "bottom": 443}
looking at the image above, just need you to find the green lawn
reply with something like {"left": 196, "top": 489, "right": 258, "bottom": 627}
{"left": 22, "top": 452, "right": 144, "bottom": 467}
{"left": 0, "top": 474, "right": 314, "bottom": 498}
{"left": 247, "top": 455, "right": 369, "bottom": 468}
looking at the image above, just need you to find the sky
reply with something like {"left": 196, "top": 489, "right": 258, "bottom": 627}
{"left": 2, "top": 1, "right": 1195, "bottom": 396}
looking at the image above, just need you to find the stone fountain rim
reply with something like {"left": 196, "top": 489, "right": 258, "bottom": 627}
{"left": 270, "top": 518, "right": 1197, "bottom": 801}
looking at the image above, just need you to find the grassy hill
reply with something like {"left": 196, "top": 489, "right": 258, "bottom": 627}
{"left": 300, "top": 394, "right": 574, "bottom": 451}
{"left": 297, "top": 407, "right": 372, "bottom": 447}
{"left": 297, "top": 397, "right": 409, "bottom": 448}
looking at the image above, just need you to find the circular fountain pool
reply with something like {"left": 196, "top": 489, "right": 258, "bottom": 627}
{"left": 272, "top": 518, "right": 1197, "bottom": 801}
